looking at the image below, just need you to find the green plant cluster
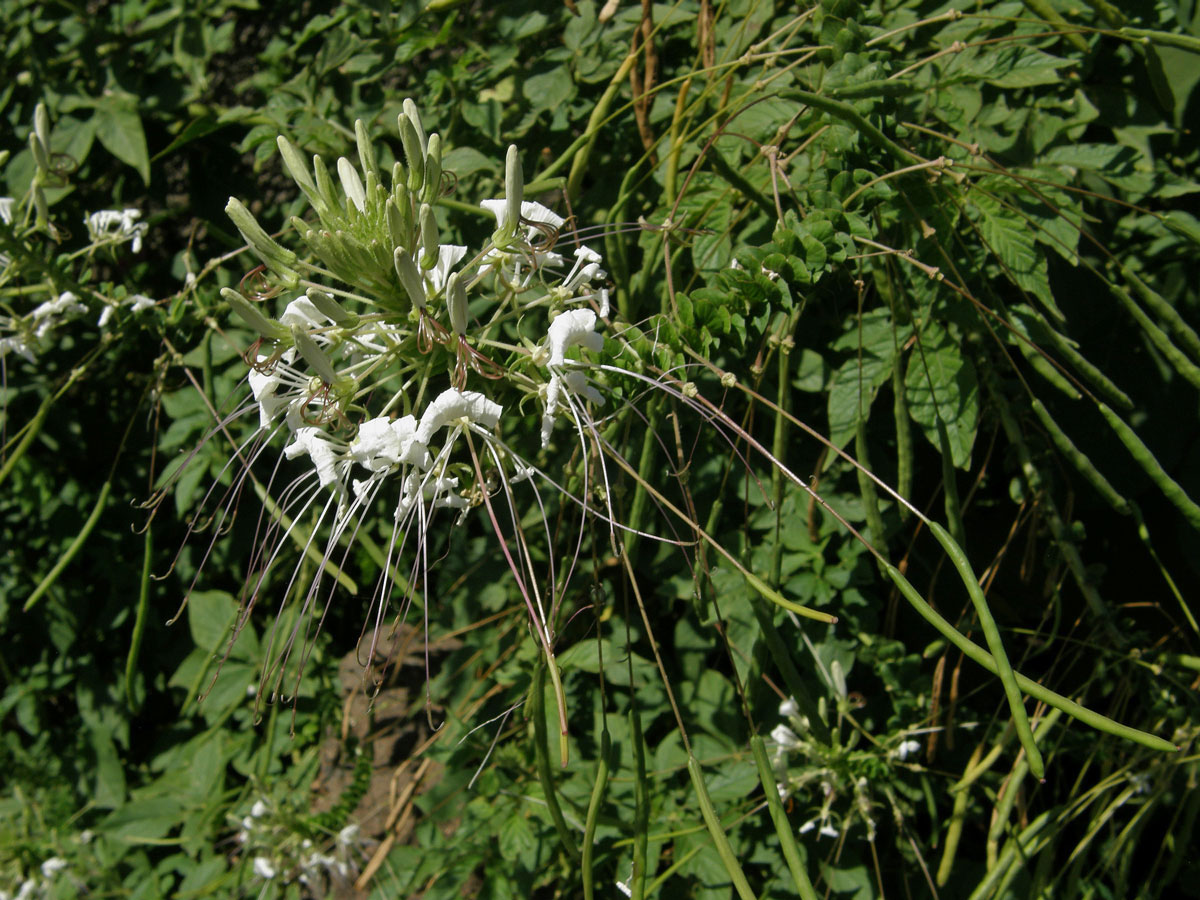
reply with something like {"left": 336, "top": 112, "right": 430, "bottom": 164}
{"left": 3, "top": 0, "right": 1200, "bottom": 898}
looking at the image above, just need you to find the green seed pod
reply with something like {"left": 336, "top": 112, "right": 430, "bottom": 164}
{"left": 398, "top": 114, "right": 425, "bottom": 195}
{"left": 221, "top": 287, "right": 289, "bottom": 340}
{"left": 394, "top": 248, "right": 426, "bottom": 311}
{"left": 447, "top": 271, "right": 467, "bottom": 336}
{"left": 277, "top": 136, "right": 325, "bottom": 216}
{"left": 419, "top": 203, "right": 439, "bottom": 270}
{"left": 225, "top": 197, "right": 300, "bottom": 288}
{"left": 504, "top": 145, "right": 523, "bottom": 241}
{"left": 291, "top": 325, "right": 339, "bottom": 385}
{"left": 354, "top": 118, "right": 379, "bottom": 183}
{"left": 422, "top": 133, "right": 442, "bottom": 204}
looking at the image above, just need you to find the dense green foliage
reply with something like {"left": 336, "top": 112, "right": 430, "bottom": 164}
{"left": 3, "top": 0, "right": 1200, "bottom": 897}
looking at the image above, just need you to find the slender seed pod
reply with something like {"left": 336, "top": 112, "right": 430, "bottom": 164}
{"left": 448, "top": 271, "right": 468, "bottom": 336}
{"left": 394, "top": 248, "right": 426, "bottom": 311}
{"left": 419, "top": 203, "right": 439, "bottom": 270}
{"left": 306, "top": 289, "right": 356, "bottom": 325}
{"left": 354, "top": 118, "right": 379, "bottom": 183}
{"left": 225, "top": 198, "right": 300, "bottom": 287}
{"left": 221, "top": 287, "right": 289, "bottom": 340}
{"left": 291, "top": 325, "right": 339, "bottom": 385}
{"left": 504, "top": 144, "right": 523, "bottom": 241}
{"left": 1099, "top": 402, "right": 1200, "bottom": 531}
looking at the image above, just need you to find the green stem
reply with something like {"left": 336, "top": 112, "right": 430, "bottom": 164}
{"left": 124, "top": 525, "right": 153, "bottom": 712}
{"left": 532, "top": 663, "right": 579, "bottom": 862}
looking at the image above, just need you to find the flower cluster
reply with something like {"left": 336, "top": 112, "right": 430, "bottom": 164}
{"left": 209, "top": 102, "right": 614, "bottom": 705}
{"left": 235, "top": 797, "right": 367, "bottom": 892}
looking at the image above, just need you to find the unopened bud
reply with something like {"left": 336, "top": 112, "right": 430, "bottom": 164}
{"left": 354, "top": 118, "right": 379, "bottom": 182}
{"left": 421, "top": 133, "right": 442, "bottom": 204}
{"left": 402, "top": 99, "right": 427, "bottom": 158}
{"left": 34, "top": 103, "right": 51, "bottom": 156}
{"left": 29, "top": 131, "right": 50, "bottom": 174}
{"left": 277, "top": 136, "right": 324, "bottom": 215}
{"left": 291, "top": 325, "right": 339, "bottom": 385}
{"left": 337, "top": 157, "right": 366, "bottom": 214}
{"left": 312, "top": 155, "right": 341, "bottom": 220}
{"left": 398, "top": 114, "right": 425, "bottom": 194}
{"left": 306, "top": 289, "right": 355, "bottom": 325}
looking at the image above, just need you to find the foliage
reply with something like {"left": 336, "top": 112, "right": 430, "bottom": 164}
{"left": 3, "top": 0, "right": 1200, "bottom": 898}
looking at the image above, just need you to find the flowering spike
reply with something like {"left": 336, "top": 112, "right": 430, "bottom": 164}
{"left": 447, "top": 272, "right": 468, "bottom": 336}
{"left": 504, "top": 145, "right": 523, "bottom": 242}
{"left": 225, "top": 198, "right": 300, "bottom": 288}
{"left": 393, "top": 248, "right": 427, "bottom": 311}
{"left": 221, "top": 287, "right": 289, "bottom": 340}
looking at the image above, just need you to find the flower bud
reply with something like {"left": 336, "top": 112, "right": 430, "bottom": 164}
{"left": 221, "top": 287, "right": 289, "bottom": 340}
{"left": 225, "top": 198, "right": 300, "bottom": 288}
{"left": 393, "top": 248, "right": 426, "bottom": 311}
{"left": 398, "top": 114, "right": 425, "bottom": 195}
{"left": 277, "top": 136, "right": 325, "bottom": 216}
{"left": 28, "top": 131, "right": 50, "bottom": 174}
{"left": 34, "top": 103, "right": 51, "bottom": 155}
{"left": 447, "top": 271, "right": 468, "bottom": 336}
{"left": 421, "top": 133, "right": 442, "bottom": 204}
{"left": 402, "top": 99, "right": 427, "bottom": 157}
{"left": 385, "top": 198, "right": 409, "bottom": 253}
{"left": 354, "top": 118, "right": 379, "bottom": 183}
{"left": 312, "top": 155, "right": 341, "bottom": 222}
{"left": 337, "top": 157, "right": 366, "bottom": 214}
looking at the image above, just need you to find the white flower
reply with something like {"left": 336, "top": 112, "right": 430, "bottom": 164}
{"left": 424, "top": 244, "right": 467, "bottom": 293}
{"left": 547, "top": 309, "right": 603, "bottom": 367}
{"left": 480, "top": 199, "right": 564, "bottom": 235}
{"left": 798, "top": 818, "right": 839, "bottom": 839}
{"left": 0, "top": 196, "right": 15, "bottom": 225}
{"left": 779, "top": 697, "right": 799, "bottom": 718}
{"left": 895, "top": 739, "right": 921, "bottom": 761}
{"left": 250, "top": 799, "right": 268, "bottom": 818}
{"left": 284, "top": 427, "right": 350, "bottom": 498}
{"left": 769, "top": 723, "right": 802, "bottom": 751}
{"left": 252, "top": 857, "right": 277, "bottom": 880}
{"left": 85, "top": 208, "right": 147, "bottom": 253}
{"left": 40, "top": 857, "right": 67, "bottom": 878}
{"left": 414, "top": 388, "right": 502, "bottom": 446}
{"left": 337, "top": 823, "right": 360, "bottom": 845}
{"left": 0, "top": 335, "right": 37, "bottom": 364}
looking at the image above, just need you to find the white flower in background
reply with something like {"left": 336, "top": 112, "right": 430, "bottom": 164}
{"left": 779, "top": 697, "right": 799, "bottom": 718}
{"left": 798, "top": 818, "right": 840, "bottom": 839}
{"left": 894, "top": 739, "right": 921, "bottom": 761}
{"left": 85, "top": 208, "right": 147, "bottom": 253}
{"left": 39, "top": 858, "right": 67, "bottom": 879}
{"left": 539, "top": 309, "right": 605, "bottom": 447}
{"left": 97, "top": 293, "right": 155, "bottom": 328}
{"left": 0, "top": 196, "right": 15, "bottom": 225}
{"left": 252, "top": 857, "right": 277, "bottom": 880}
{"left": 0, "top": 334, "right": 37, "bottom": 364}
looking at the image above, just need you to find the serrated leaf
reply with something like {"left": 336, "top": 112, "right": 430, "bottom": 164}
{"left": 972, "top": 190, "right": 1063, "bottom": 318}
{"left": 905, "top": 324, "right": 979, "bottom": 469}
{"left": 828, "top": 355, "right": 893, "bottom": 453}
{"left": 94, "top": 93, "right": 151, "bottom": 185}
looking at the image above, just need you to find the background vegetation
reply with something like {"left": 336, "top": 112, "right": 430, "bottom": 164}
{"left": 3, "top": 0, "right": 1200, "bottom": 897}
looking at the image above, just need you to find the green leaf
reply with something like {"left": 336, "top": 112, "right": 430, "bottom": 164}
{"left": 94, "top": 93, "right": 151, "bottom": 185}
{"left": 905, "top": 324, "right": 980, "bottom": 469}
{"left": 185, "top": 590, "right": 237, "bottom": 651}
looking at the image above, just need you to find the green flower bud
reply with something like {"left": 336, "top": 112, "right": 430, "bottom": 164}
{"left": 312, "top": 155, "right": 341, "bottom": 223}
{"left": 393, "top": 248, "right": 426, "bottom": 311}
{"left": 354, "top": 118, "right": 379, "bottom": 183}
{"left": 225, "top": 197, "right": 300, "bottom": 288}
{"left": 398, "top": 114, "right": 425, "bottom": 195}
{"left": 422, "top": 133, "right": 442, "bottom": 204}
{"left": 28, "top": 131, "right": 50, "bottom": 174}
{"left": 34, "top": 103, "right": 51, "bottom": 153}
{"left": 277, "top": 136, "right": 325, "bottom": 216}
{"left": 385, "top": 197, "right": 408, "bottom": 252}
{"left": 221, "top": 287, "right": 289, "bottom": 340}
{"left": 337, "top": 157, "right": 366, "bottom": 214}
{"left": 402, "top": 98, "right": 427, "bottom": 158}
{"left": 447, "top": 271, "right": 468, "bottom": 336}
